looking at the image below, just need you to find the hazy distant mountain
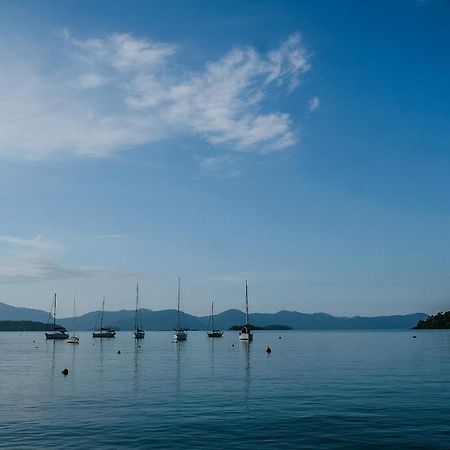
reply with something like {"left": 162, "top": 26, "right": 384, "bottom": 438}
{"left": 0, "top": 301, "right": 427, "bottom": 331}
{"left": 112, "top": 309, "right": 207, "bottom": 331}
{"left": 241, "top": 310, "right": 428, "bottom": 330}
{"left": 0, "top": 302, "right": 49, "bottom": 322}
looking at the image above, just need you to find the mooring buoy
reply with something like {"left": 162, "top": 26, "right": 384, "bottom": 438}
{"left": 266, "top": 346, "right": 272, "bottom": 354}
{"left": 62, "top": 368, "right": 69, "bottom": 376}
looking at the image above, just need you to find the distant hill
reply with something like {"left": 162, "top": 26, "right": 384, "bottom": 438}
{"left": 0, "top": 302, "right": 49, "bottom": 322}
{"left": 414, "top": 311, "right": 448, "bottom": 329}
{"left": 0, "top": 301, "right": 427, "bottom": 331}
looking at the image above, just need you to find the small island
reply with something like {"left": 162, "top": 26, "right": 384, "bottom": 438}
{"left": 228, "top": 324, "right": 292, "bottom": 331}
{"left": 414, "top": 311, "right": 450, "bottom": 329}
{"left": 0, "top": 320, "right": 51, "bottom": 331}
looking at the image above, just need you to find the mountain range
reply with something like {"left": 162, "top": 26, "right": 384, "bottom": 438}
{"left": 0, "top": 301, "right": 427, "bottom": 331}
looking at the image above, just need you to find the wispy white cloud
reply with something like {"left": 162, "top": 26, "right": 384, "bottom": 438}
{"left": 198, "top": 271, "right": 316, "bottom": 284}
{"left": 90, "top": 234, "right": 130, "bottom": 240}
{"left": 155, "top": 33, "right": 308, "bottom": 151}
{"left": 0, "top": 234, "right": 136, "bottom": 284}
{"left": 0, "top": 31, "right": 310, "bottom": 161}
{"left": 308, "top": 96, "right": 320, "bottom": 112}
{"left": 198, "top": 153, "right": 243, "bottom": 177}
{"left": 0, "top": 235, "right": 60, "bottom": 252}
{"left": 67, "top": 31, "right": 177, "bottom": 71}
{"left": 0, "top": 255, "right": 136, "bottom": 284}
{"left": 78, "top": 73, "right": 108, "bottom": 89}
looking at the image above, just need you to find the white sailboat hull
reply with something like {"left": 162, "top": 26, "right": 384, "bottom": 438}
{"left": 239, "top": 332, "right": 253, "bottom": 341}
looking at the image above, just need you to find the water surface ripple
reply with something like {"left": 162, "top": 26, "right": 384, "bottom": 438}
{"left": 1, "top": 330, "right": 450, "bottom": 448}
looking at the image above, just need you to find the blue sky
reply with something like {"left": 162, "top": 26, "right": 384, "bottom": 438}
{"left": 0, "top": 0, "right": 449, "bottom": 317}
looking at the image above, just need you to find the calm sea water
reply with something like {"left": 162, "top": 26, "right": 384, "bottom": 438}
{"left": 1, "top": 330, "right": 450, "bottom": 449}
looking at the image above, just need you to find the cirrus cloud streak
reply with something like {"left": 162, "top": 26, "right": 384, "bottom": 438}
{"left": 0, "top": 32, "right": 310, "bottom": 160}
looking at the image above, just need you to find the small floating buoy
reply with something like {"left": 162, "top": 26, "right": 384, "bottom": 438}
{"left": 32, "top": 340, "right": 35, "bottom": 343}
{"left": 62, "top": 368, "right": 69, "bottom": 376}
{"left": 412, "top": 336, "right": 417, "bottom": 339}
{"left": 278, "top": 336, "right": 281, "bottom": 339}
{"left": 35, "top": 346, "right": 39, "bottom": 349}
{"left": 266, "top": 346, "right": 272, "bottom": 354}
{"left": 138, "top": 345, "right": 141, "bottom": 348}
{"left": 117, "top": 350, "right": 121, "bottom": 354}
{"left": 232, "top": 344, "right": 235, "bottom": 347}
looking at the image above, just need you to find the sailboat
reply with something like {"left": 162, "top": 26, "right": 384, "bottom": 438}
{"left": 133, "top": 282, "right": 145, "bottom": 339}
{"left": 239, "top": 280, "right": 253, "bottom": 342}
{"left": 173, "top": 277, "right": 187, "bottom": 342}
{"left": 207, "top": 301, "right": 223, "bottom": 338}
{"left": 92, "top": 297, "right": 116, "bottom": 338}
{"left": 67, "top": 298, "right": 80, "bottom": 344}
{"left": 45, "top": 294, "right": 69, "bottom": 340}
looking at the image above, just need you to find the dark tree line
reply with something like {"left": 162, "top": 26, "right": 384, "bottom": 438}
{"left": 414, "top": 311, "right": 450, "bottom": 329}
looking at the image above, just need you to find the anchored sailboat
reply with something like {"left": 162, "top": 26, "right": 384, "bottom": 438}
{"left": 207, "top": 301, "right": 223, "bottom": 338}
{"left": 134, "top": 282, "right": 145, "bottom": 339}
{"left": 92, "top": 297, "right": 116, "bottom": 338}
{"left": 45, "top": 294, "right": 69, "bottom": 340}
{"left": 67, "top": 298, "right": 80, "bottom": 344}
{"left": 173, "top": 277, "right": 187, "bottom": 342}
{"left": 239, "top": 280, "right": 253, "bottom": 342}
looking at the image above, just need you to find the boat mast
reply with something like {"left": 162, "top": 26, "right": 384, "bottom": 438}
{"left": 211, "top": 301, "right": 214, "bottom": 331}
{"left": 177, "top": 277, "right": 181, "bottom": 330}
{"left": 73, "top": 298, "right": 76, "bottom": 334}
{"left": 245, "top": 280, "right": 249, "bottom": 325}
{"left": 53, "top": 293, "right": 57, "bottom": 329}
{"left": 135, "top": 282, "right": 139, "bottom": 331}
{"left": 100, "top": 297, "right": 105, "bottom": 330}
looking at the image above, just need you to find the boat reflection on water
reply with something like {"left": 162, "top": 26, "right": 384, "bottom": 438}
{"left": 175, "top": 339, "right": 184, "bottom": 412}
{"left": 243, "top": 340, "right": 251, "bottom": 413}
